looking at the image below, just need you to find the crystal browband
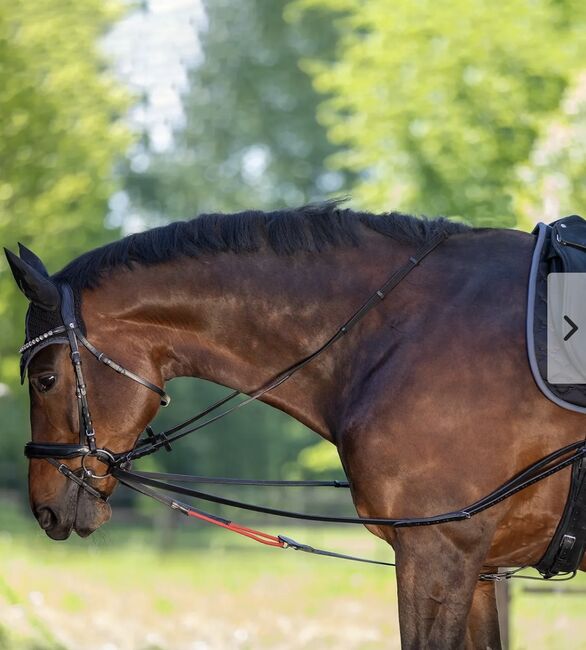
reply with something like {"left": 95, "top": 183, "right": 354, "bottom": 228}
{"left": 19, "top": 326, "right": 68, "bottom": 354}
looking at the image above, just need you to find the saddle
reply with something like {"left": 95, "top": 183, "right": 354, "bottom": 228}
{"left": 528, "top": 215, "right": 586, "bottom": 411}
{"left": 527, "top": 214, "right": 586, "bottom": 577}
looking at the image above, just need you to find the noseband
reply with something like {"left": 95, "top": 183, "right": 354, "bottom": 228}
{"left": 23, "top": 284, "right": 169, "bottom": 499}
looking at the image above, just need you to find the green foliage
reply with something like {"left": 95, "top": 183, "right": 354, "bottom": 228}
{"left": 295, "top": 0, "right": 586, "bottom": 226}
{"left": 8, "top": 0, "right": 586, "bottom": 509}
{"left": 0, "top": 573, "right": 66, "bottom": 649}
{"left": 124, "top": 0, "right": 348, "bottom": 221}
{"left": 149, "top": 378, "right": 321, "bottom": 481}
{"left": 0, "top": 0, "right": 132, "bottom": 387}
{"left": 296, "top": 439, "right": 342, "bottom": 477}
{"left": 514, "top": 73, "right": 586, "bottom": 228}
{"left": 121, "top": 0, "right": 349, "bottom": 483}
{"left": 0, "top": 0, "right": 132, "bottom": 482}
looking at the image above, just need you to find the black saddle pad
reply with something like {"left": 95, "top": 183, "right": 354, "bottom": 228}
{"left": 527, "top": 215, "right": 586, "bottom": 412}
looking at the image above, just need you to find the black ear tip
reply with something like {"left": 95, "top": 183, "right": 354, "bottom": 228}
{"left": 4, "top": 247, "right": 18, "bottom": 263}
{"left": 15, "top": 242, "right": 49, "bottom": 277}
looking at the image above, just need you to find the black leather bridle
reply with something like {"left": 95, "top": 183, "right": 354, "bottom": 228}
{"left": 23, "top": 284, "right": 170, "bottom": 499}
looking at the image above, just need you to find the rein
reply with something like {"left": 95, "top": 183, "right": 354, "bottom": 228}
{"left": 112, "top": 439, "right": 586, "bottom": 528}
{"left": 20, "top": 231, "right": 586, "bottom": 580}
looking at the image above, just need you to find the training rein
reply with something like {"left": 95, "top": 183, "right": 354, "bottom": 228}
{"left": 21, "top": 232, "right": 586, "bottom": 581}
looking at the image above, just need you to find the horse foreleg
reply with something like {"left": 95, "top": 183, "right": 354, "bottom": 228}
{"left": 393, "top": 527, "right": 493, "bottom": 650}
{"left": 464, "top": 580, "right": 502, "bottom": 650}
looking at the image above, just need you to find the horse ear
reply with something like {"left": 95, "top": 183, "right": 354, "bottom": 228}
{"left": 18, "top": 242, "right": 50, "bottom": 278}
{"left": 4, "top": 248, "right": 60, "bottom": 311}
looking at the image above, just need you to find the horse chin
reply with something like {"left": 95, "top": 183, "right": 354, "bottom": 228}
{"left": 73, "top": 491, "right": 112, "bottom": 538}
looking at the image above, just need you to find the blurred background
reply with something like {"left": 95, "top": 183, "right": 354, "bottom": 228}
{"left": 1, "top": 0, "right": 585, "bottom": 648}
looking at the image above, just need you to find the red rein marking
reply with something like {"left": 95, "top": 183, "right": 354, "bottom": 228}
{"left": 185, "top": 508, "right": 285, "bottom": 547}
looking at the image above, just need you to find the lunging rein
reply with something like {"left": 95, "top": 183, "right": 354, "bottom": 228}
{"left": 20, "top": 231, "right": 586, "bottom": 581}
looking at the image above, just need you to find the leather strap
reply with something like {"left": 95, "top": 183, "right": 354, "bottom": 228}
{"left": 25, "top": 443, "right": 90, "bottom": 459}
{"left": 535, "top": 452, "right": 586, "bottom": 577}
{"left": 76, "top": 331, "right": 170, "bottom": 406}
{"left": 116, "top": 471, "right": 397, "bottom": 568}
{"left": 126, "top": 470, "right": 350, "bottom": 488}
{"left": 45, "top": 458, "right": 104, "bottom": 500}
{"left": 112, "top": 441, "right": 586, "bottom": 528}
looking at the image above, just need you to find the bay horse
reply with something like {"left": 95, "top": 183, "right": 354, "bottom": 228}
{"left": 5, "top": 203, "right": 585, "bottom": 649}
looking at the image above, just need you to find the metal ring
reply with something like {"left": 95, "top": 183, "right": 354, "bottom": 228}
{"left": 80, "top": 449, "right": 115, "bottom": 480}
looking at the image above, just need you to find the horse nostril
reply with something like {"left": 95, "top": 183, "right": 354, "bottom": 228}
{"left": 36, "top": 506, "right": 57, "bottom": 531}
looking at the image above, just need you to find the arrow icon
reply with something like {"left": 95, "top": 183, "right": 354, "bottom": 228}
{"left": 563, "top": 315, "right": 579, "bottom": 341}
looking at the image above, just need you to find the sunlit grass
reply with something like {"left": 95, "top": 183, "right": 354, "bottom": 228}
{"left": 0, "top": 499, "right": 584, "bottom": 649}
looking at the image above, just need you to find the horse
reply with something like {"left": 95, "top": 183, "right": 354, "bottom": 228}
{"left": 5, "top": 202, "right": 585, "bottom": 649}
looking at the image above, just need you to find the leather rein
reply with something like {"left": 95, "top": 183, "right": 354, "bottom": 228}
{"left": 21, "top": 232, "right": 586, "bottom": 579}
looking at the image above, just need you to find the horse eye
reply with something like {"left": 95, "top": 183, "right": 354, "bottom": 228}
{"left": 34, "top": 374, "right": 57, "bottom": 393}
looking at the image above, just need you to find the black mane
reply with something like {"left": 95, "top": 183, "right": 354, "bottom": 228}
{"left": 54, "top": 202, "right": 470, "bottom": 291}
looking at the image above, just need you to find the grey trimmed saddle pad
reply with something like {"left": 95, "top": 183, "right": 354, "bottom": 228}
{"left": 528, "top": 214, "right": 586, "bottom": 412}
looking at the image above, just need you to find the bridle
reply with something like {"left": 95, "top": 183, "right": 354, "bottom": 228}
{"left": 20, "top": 233, "right": 586, "bottom": 579}
{"left": 23, "top": 284, "right": 170, "bottom": 499}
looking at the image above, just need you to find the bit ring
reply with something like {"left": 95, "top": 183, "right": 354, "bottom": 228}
{"left": 80, "top": 449, "right": 115, "bottom": 479}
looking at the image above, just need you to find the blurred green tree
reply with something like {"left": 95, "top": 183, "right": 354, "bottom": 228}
{"left": 124, "top": 0, "right": 348, "bottom": 220}
{"left": 122, "top": 0, "right": 349, "bottom": 482}
{"left": 294, "top": 0, "right": 586, "bottom": 227}
{"left": 514, "top": 73, "right": 586, "bottom": 228}
{"left": 0, "top": 0, "right": 132, "bottom": 483}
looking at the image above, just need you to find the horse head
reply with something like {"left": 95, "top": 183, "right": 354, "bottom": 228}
{"left": 5, "top": 246, "right": 165, "bottom": 539}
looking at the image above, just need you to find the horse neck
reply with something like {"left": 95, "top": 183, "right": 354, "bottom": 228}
{"left": 82, "top": 233, "right": 414, "bottom": 439}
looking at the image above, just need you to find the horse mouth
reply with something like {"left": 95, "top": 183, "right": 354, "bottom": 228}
{"left": 73, "top": 521, "right": 101, "bottom": 538}
{"left": 73, "top": 489, "right": 112, "bottom": 537}
{"left": 37, "top": 487, "right": 112, "bottom": 540}
{"left": 43, "top": 526, "right": 102, "bottom": 540}
{"left": 44, "top": 520, "right": 104, "bottom": 540}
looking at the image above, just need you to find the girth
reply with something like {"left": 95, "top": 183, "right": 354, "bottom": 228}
{"left": 535, "top": 442, "right": 586, "bottom": 577}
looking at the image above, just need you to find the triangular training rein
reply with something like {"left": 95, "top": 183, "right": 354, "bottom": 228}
{"left": 19, "top": 231, "right": 586, "bottom": 581}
